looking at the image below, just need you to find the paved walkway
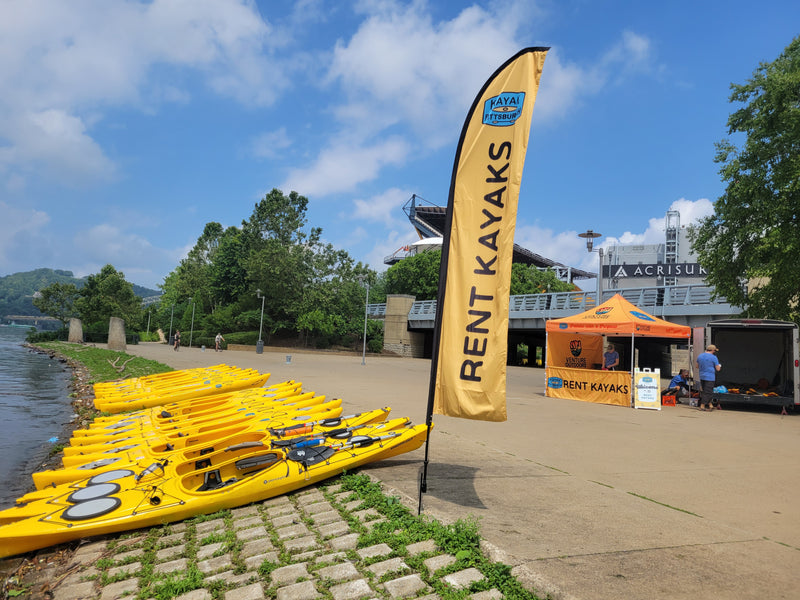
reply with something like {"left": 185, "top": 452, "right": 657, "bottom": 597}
{"left": 36, "top": 483, "right": 493, "bottom": 600}
{"left": 6, "top": 342, "right": 800, "bottom": 599}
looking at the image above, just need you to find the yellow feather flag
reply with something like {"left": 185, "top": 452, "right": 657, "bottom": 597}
{"left": 430, "top": 47, "right": 548, "bottom": 422}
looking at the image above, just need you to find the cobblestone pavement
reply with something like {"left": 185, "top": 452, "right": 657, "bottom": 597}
{"left": 3, "top": 479, "right": 510, "bottom": 600}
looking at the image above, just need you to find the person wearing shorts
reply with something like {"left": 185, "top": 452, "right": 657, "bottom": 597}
{"left": 696, "top": 344, "right": 721, "bottom": 411}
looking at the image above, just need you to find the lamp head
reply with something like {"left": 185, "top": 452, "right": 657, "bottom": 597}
{"left": 578, "top": 229, "right": 602, "bottom": 252}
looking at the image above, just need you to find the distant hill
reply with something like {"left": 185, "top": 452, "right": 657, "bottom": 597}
{"left": 0, "top": 268, "right": 161, "bottom": 318}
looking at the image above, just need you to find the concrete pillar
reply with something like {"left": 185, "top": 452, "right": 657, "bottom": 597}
{"left": 383, "top": 294, "right": 425, "bottom": 358}
{"left": 108, "top": 317, "right": 127, "bottom": 352}
{"left": 68, "top": 318, "right": 83, "bottom": 343}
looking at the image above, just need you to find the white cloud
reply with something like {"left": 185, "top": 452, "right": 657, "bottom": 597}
{"left": 603, "top": 198, "right": 714, "bottom": 248}
{"left": 364, "top": 228, "right": 414, "bottom": 272}
{"left": 351, "top": 187, "right": 411, "bottom": 226}
{"left": 0, "top": 202, "right": 51, "bottom": 271}
{"left": 9, "top": 109, "right": 117, "bottom": 184}
{"left": 0, "top": 0, "right": 287, "bottom": 188}
{"left": 281, "top": 136, "right": 410, "bottom": 196}
{"left": 69, "top": 224, "right": 184, "bottom": 288}
{"left": 327, "top": 1, "right": 522, "bottom": 145}
{"left": 251, "top": 128, "right": 292, "bottom": 159}
{"left": 515, "top": 223, "right": 590, "bottom": 273}
{"left": 292, "top": 1, "right": 659, "bottom": 198}
{"left": 515, "top": 198, "right": 715, "bottom": 276}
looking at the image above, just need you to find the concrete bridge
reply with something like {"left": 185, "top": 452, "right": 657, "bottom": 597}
{"left": 368, "top": 284, "right": 740, "bottom": 358}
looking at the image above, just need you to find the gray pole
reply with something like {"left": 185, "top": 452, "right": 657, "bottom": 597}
{"left": 168, "top": 304, "right": 174, "bottom": 342}
{"left": 189, "top": 300, "right": 195, "bottom": 348}
{"left": 597, "top": 247, "right": 604, "bottom": 303}
{"left": 361, "top": 282, "right": 369, "bottom": 366}
{"left": 258, "top": 295, "right": 265, "bottom": 343}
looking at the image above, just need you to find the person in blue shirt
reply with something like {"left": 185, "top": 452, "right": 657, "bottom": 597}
{"left": 603, "top": 344, "right": 619, "bottom": 371}
{"left": 696, "top": 344, "right": 722, "bottom": 411}
{"left": 664, "top": 368, "right": 690, "bottom": 400}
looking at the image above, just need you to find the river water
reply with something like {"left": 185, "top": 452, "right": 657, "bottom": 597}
{"left": 0, "top": 327, "right": 73, "bottom": 508}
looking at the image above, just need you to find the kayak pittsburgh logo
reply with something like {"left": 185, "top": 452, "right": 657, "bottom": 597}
{"left": 482, "top": 92, "right": 525, "bottom": 126}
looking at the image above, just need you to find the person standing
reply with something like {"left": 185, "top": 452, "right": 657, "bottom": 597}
{"left": 603, "top": 344, "right": 619, "bottom": 371}
{"left": 173, "top": 330, "right": 181, "bottom": 351}
{"left": 215, "top": 332, "right": 225, "bottom": 352}
{"left": 696, "top": 344, "right": 721, "bottom": 411}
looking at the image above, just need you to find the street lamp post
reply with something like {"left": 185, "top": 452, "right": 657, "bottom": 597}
{"left": 578, "top": 229, "right": 604, "bottom": 303}
{"left": 357, "top": 276, "right": 370, "bottom": 365}
{"left": 168, "top": 304, "right": 175, "bottom": 345}
{"left": 256, "top": 289, "right": 265, "bottom": 354}
{"left": 188, "top": 297, "right": 195, "bottom": 348}
{"left": 146, "top": 311, "right": 151, "bottom": 337}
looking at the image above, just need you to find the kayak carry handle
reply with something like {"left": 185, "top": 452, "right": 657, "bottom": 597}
{"left": 134, "top": 461, "right": 165, "bottom": 482}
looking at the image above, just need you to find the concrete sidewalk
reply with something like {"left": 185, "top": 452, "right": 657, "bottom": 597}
{"left": 122, "top": 343, "right": 800, "bottom": 599}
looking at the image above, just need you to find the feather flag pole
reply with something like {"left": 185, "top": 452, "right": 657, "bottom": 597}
{"left": 418, "top": 47, "right": 549, "bottom": 513}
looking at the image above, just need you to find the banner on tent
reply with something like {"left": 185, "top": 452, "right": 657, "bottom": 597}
{"left": 545, "top": 366, "right": 630, "bottom": 406}
{"left": 546, "top": 333, "right": 603, "bottom": 369}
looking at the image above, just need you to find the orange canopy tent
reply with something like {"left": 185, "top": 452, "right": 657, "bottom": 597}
{"left": 545, "top": 293, "right": 691, "bottom": 338}
{"left": 545, "top": 294, "right": 690, "bottom": 406}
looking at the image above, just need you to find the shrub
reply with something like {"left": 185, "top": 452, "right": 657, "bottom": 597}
{"left": 27, "top": 328, "right": 68, "bottom": 343}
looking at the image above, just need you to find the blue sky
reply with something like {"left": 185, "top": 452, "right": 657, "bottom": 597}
{"left": 1, "top": 0, "right": 798, "bottom": 290}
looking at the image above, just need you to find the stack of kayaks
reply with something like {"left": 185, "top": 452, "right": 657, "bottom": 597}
{"left": 94, "top": 364, "right": 271, "bottom": 413}
{"left": 0, "top": 366, "right": 429, "bottom": 558}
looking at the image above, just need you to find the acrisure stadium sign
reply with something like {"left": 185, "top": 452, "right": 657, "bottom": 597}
{"left": 602, "top": 263, "right": 707, "bottom": 278}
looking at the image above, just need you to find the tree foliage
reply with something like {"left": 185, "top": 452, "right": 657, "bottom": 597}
{"left": 0, "top": 269, "right": 77, "bottom": 317}
{"left": 32, "top": 282, "right": 79, "bottom": 327}
{"left": 385, "top": 249, "right": 442, "bottom": 300}
{"left": 689, "top": 36, "right": 800, "bottom": 320}
{"left": 158, "top": 189, "right": 376, "bottom": 349}
{"left": 510, "top": 263, "right": 576, "bottom": 295}
{"left": 75, "top": 265, "right": 142, "bottom": 327}
{"left": 384, "top": 249, "right": 574, "bottom": 299}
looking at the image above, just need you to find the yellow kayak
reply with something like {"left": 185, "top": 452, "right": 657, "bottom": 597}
{"left": 27, "top": 408, "right": 394, "bottom": 496}
{"left": 67, "top": 390, "right": 324, "bottom": 448}
{"left": 60, "top": 396, "right": 341, "bottom": 464}
{"left": 92, "top": 365, "right": 259, "bottom": 401}
{"left": 94, "top": 368, "right": 272, "bottom": 413}
{"left": 92, "top": 364, "right": 238, "bottom": 395}
{"left": 0, "top": 420, "right": 429, "bottom": 558}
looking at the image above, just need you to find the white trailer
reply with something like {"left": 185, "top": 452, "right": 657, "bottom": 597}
{"left": 692, "top": 319, "right": 800, "bottom": 409}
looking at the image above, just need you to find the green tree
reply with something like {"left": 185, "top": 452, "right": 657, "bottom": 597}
{"left": 243, "top": 189, "right": 323, "bottom": 333}
{"left": 32, "top": 282, "right": 79, "bottom": 327}
{"left": 689, "top": 36, "right": 800, "bottom": 320}
{"left": 384, "top": 249, "right": 441, "bottom": 300}
{"left": 384, "top": 250, "right": 574, "bottom": 299}
{"left": 510, "top": 264, "right": 575, "bottom": 295}
{"left": 75, "top": 265, "right": 142, "bottom": 327}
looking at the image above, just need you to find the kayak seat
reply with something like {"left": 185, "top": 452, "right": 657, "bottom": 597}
{"left": 197, "top": 469, "right": 222, "bottom": 491}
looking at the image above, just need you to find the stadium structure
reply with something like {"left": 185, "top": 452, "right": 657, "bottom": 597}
{"left": 384, "top": 195, "right": 596, "bottom": 284}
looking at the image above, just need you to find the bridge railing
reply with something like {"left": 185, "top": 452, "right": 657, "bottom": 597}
{"left": 367, "top": 303, "right": 386, "bottom": 318}
{"left": 394, "top": 284, "right": 735, "bottom": 326}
